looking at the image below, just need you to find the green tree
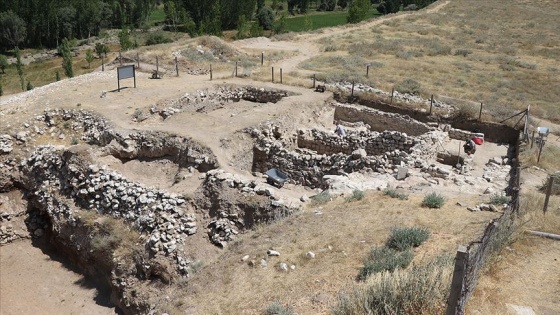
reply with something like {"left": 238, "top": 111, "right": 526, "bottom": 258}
{"left": 257, "top": 0, "right": 265, "bottom": 12}
{"left": 0, "top": 55, "right": 8, "bottom": 74}
{"left": 235, "top": 15, "right": 251, "bottom": 39}
{"left": 377, "top": 0, "right": 401, "bottom": 14}
{"left": 26, "top": 81, "right": 33, "bottom": 90}
{"left": 0, "top": 10, "right": 27, "bottom": 49}
{"left": 347, "top": 0, "right": 370, "bottom": 23}
{"left": 164, "top": 0, "right": 179, "bottom": 32}
{"left": 257, "top": 7, "right": 275, "bottom": 30}
{"left": 60, "top": 38, "right": 74, "bottom": 78}
{"left": 14, "top": 47, "right": 24, "bottom": 91}
{"left": 199, "top": 1, "right": 222, "bottom": 36}
{"left": 95, "top": 43, "right": 109, "bottom": 58}
{"left": 86, "top": 48, "right": 94, "bottom": 68}
{"left": 118, "top": 27, "right": 134, "bottom": 51}
{"left": 273, "top": 13, "right": 287, "bottom": 34}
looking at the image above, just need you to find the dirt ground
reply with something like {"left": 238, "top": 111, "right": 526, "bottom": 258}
{"left": 0, "top": 240, "right": 116, "bottom": 315}
{"left": 0, "top": 0, "right": 557, "bottom": 313}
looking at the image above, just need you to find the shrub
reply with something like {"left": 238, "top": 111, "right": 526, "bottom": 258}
{"left": 257, "top": 7, "right": 275, "bottom": 31}
{"left": 422, "top": 192, "right": 445, "bottom": 208}
{"left": 384, "top": 187, "right": 409, "bottom": 200}
{"left": 145, "top": 32, "right": 173, "bottom": 46}
{"left": 345, "top": 190, "right": 365, "bottom": 202}
{"left": 386, "top": 227, "right": 430, "bottom": 251}
{"left": 395, "top": 78, "right": 421, "bottom": 95}
{"left": 452, "top": 104, "right": 477, "bottom": 120}
{"left": 334, "top": 256, "right": 453, "bottom": 315}
{"left": 358, "top": 247, "right": 413, "bottom": 281}
{"left": 489, "top": 193, "right": 510, "bottom": 205}
{"left": 454, "top": 49, "right": 473, "bottom": 57}
{"left": 70, "top": 137, "right": 79, "bottom": 145}
{"left": 264, "top": 302, "right": 295, "bottom": 315}
{"left": 310, "top": 190, "right": 331, "bottom": 206}
{"left": 26, "top": 81, "right": 33, "bottom": 91}
{"left": 0, "top": 54, "right": 7, "bottom": 74}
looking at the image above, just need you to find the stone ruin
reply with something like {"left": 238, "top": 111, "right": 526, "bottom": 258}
{"left": 143, "top": 85, "right": 291, "bottom": 120}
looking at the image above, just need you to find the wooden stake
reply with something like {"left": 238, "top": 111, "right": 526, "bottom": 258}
{"left": 445, "top": 246, "right": 468, "bottom": 315}
{"left": 235, "top": 61, "right": 238, "bottom": 77}
{"left": 280, "top": 68, "right": 283, "bottom": 84}
{"left": 391, "top": 88, "right": 394, "bottom": 104}
{"left": 537, "top": 139, "right": 544, "bottom": 164}
{"left": 261, "top": 52, "right": 264, "bottom": 66}
{"left": 313, "top": 74, "right": 316, "bottom": 88}
{"left": 351, "top": 81, "right": 355, "bottom": 97}
{"left": 366, "top": 65, "right": 370, "bottom": 77}
{"left": 210, "top": 64, "right": 213, "bottom": 81}
{"left": 543, "top": 176, "right": 555, "bottom": 214}
{"left": 531, "top": 130, "right": 535, "bottom": 149}
{"left": 272, "top": 67, "right": 274, "bottom": 83}
{"left": 102, "top": 55, "right": 104, "bottom": 71}
{"left": 479, "top": 102, "right": 483, "bottom": 121}
{"left": 175, "top": 57, "right": 179, "bottom": 76}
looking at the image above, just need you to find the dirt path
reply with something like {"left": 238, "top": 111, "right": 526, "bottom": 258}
{"left": 233, "top": 1, "right": 451, "bottom": 74}
{"left": 0, "top": 240, "right": 116, "bottom": 315}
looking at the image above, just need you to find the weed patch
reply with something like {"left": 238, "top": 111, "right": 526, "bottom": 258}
{"left": 384, "top": 187, "right": 409, "bottom": 200}
{"left": 358, "top": 247, "right": 413, "bottom": 281}
{"left": 386, "top": 227, "right": 430, "bottom": 251}
{"left": 345, "top": 190, "right": 365, "bottom": 202}
{"left": 422, "top": 192, "right": 445, "bottom": 208}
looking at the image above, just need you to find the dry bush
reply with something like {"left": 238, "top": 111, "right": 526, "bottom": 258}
{"left": 333, "top": 256, "right": 452, "bottom": 315}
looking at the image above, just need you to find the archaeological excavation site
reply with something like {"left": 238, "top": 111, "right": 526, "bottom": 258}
{"left": 0, "top": 77, "right": 522, "bottom": 314}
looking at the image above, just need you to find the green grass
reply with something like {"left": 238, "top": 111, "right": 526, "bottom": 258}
{"left": 284, "top": 10, "right": 380, "bottom": 32}
{"left": 148, "top": 7, "right": 166, "bottom": 26}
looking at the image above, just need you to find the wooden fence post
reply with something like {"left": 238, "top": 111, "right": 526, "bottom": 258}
{"left": 137, "top": 52, "right": 140, "bottom": 68}
{"left": 235, "top": 61, "right": 238, "bottom": 77}
{"left": 543, "top": 176, "right": 555, "bottom": 214}
{"left": 210, "top": 64, "right": 213, "bottom": 81}
{"left": 351, "top": 81, "right": 355, "bottom": 97}
{"left": 390, "top": 88, "right": 394, "bottom": 104}
{"left": 366, "top": 65, "right": 370, "bottom": 77}
{"left": 261, "top": 52, "right": 264, "bottom": 66}
{"left": 119, "top": 51, "right": 122, "bottom": 66}
{"left": 531, "top": 130, "right": 535, "bottom": 149}
{"left": 280, "top": 68, "right": 283, "bottom": 84}
{"left": 272, "top": 67, "right": 274, "bottom": 83}
{"left": 313, "top": 74, "right": 316, "bottom": 88}
{"left": 537, "top": 139, "right": 544, "bottom": 163}
{"left": 479, "top": 102, "right": 483, "bottom": 121}
{"left": 156, "top": 56, "right": 159, "bottom": 76}
{"left": 175, "top": 56, "right": 179, "bottom": 76}
{"left": 446, "top": 246, "right": 468, "bottom": 315}
{"left": 102, "top": 55, "right": 104, "bottom": 71}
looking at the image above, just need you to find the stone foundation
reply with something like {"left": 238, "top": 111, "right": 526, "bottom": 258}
{"left": 334, "top": 103, "right": 433, "bottom": 136}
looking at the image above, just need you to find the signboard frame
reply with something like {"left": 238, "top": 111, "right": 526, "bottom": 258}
{"left": 117, "top": 65, "right": 136, "bottom": 92}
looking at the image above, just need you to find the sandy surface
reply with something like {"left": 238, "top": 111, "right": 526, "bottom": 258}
{"left": 0, "top": 241, "right": 116, "bottom": 315}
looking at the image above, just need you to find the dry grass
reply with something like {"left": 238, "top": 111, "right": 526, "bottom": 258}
{"left": 466, "top": 190, "right": 560, "bottom": 314}
{"left": 519, "top": 141, "right": 560, "bottom": 171}
{"left": 182, "top": 192, "right": 499, "bottom": 314}
{"left": 304, "top": 0, "right": 560, "bottom": 123}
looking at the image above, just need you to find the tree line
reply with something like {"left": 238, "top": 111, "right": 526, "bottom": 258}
{"left": 0, "top": 0, "right": 438, "bottom": 51}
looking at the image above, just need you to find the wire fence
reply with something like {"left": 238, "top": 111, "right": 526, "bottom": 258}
{"left": 446, "top": 135, "right": 522, "bottom": 315}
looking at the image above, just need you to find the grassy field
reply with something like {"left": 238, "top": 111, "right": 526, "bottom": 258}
{"left": 284, "top": 10, "right": 380, "bottom": 32}
{"left": 148, "top": 6, "right": 166, "bottom": 26}
{"left": 300, "top": 0, "right": 560, "bottom": 123}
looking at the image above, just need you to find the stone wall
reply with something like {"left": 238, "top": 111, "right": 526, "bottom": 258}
{"left": 448, "top": 128, "right": 483, "bottom": 141}
{"left": 333, "top": 103, "right": 433, "bottom": 136}
{"left": 252, "top": 129, "right": 447, "bottom": 188}
{"left": 297, "top": 128, "right": 416, "bottom": 156}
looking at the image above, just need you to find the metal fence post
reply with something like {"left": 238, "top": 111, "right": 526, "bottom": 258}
{"left": 446, "top": 246, "right": 468, "bottom": 315}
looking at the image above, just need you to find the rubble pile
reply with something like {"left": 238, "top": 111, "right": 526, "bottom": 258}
{"left": 0, "top": 135, "right": 13, "bottom": 154}
{"left": 22, "top": 146, "right": 197, "bottom": 256}
{"left": 197, "top": 169, "right": 299, "bottom": 246}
